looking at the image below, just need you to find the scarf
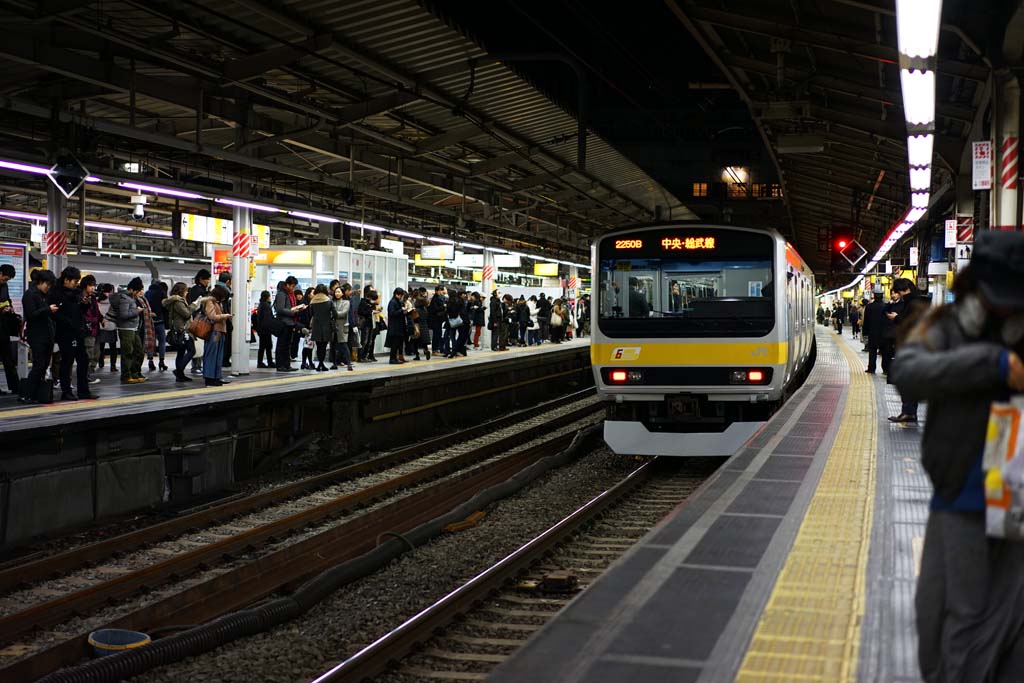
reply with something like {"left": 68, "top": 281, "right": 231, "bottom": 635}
{"left": 137, "top": 295, "right": 157, "bottom": 355}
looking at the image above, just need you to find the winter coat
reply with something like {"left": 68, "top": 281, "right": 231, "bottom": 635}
{"left": 536, "top": 297, "right": 552, "bottom": 318}
{"left": 428, "top": 294, "right": 447, "bottom": 325}
{"left": 551, "top": 303, "right": 568, "bottom": 327}
{"left": 256, "top": 300, "right": 274, "bottom": 334}
{"left": 273, "top": 287, "right": 299, "bottom": 327}
{"left": 186, "top": 282, "right": 208, "bottom": 305}
{"left": 891, "top": 309, "right": 1013, "bottom": 502}
{"left": 309, "top": 293, "right": 333, "bottom": 343}
{"left": 163, "top": 295, "right": 193, "bottom": 333}
{"left": 145, "top": 284, "right": 165, "bottom": 324}
{"left": 488, "top": 295, "right": 501, "bottom": 328}
{"left": 526, "top": 301, "right": 538, "bottom": 326}
{"left": 469, "top": 299, "right": 485, "bottom": 327}
{"left": 49, "top": 282, "right": 86, "bottom": 341}
{"left": 516, "top": 302, "right": 530, "bottom": 324}
{"left": 330, "top": 296, "right": 350, "bottom": 341}
{"left": 202, "top": 298, "right": 231, "bottom": 334}
{"left": 413, "top": 296, "right": 431, "bottom": 344}
{"left": 83, "top": 295, "right": 101, "bottom": 338}
{"left": 861, "top": 300, "right": 887, "bottom": 339}
{"left": 22, "top": 285, "right": 54, "bottom": 344}
{"left": 107, "top": 290, "right": 141, "bottom": 331}
{"left": 446, "top": 296, "right": 465, "bottom": 327}
{"left": 137, "top": 295, "right": 157, "bottom": 355}
{"left": 385, "top": 297, "right": 407, "bottom": 347}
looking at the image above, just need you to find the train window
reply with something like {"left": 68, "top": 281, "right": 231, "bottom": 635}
{"left": 597, "top": 228, "right": 775, "bottom": 338}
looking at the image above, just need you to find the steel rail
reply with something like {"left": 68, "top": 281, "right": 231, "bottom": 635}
{"left": 312, "top": 459, "right": 657, "bottom": 683}
{"left": 0, "top": 388, "right": 595, "bottom": 593}
{"left": 0, "top": 400, "right": 601, "bottom": 646}
{"left": 2, "top": 419, "right": 601, "bottom": 683}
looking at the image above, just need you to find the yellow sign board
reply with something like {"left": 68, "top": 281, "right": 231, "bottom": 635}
{"left": 180, "top": 213, "right": 270, "bottom": 248}
{"left": 472, "top": 270, "right": 482, "bottom": 282}
{"left": 534, "top": 262, "right": 558, "bottom": 276}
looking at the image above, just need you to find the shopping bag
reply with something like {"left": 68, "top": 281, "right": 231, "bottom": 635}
{"left": 984, "top": 397, "right": 1024, "bottom": 539}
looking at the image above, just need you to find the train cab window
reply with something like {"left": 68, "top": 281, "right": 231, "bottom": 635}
{"left": 598, "top": 228, "right": 776, "bottom": 338}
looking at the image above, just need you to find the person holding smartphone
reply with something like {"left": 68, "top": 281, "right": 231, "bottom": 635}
{"left": 201, "top": 286, "right": 233, "bottom": 387}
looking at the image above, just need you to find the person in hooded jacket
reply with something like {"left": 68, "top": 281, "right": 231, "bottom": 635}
{"left": 164, "top": 282, "right": 196, "bottom": 383}
{"left": 891, "top": 232, "right": 1024, "bottom": 683}
{"left": 49, "top": 266, "right": 93, "bottom": 401}
{"left": 20, "top": 269, "right": 58, "bottom": 404}
{"left": 109, "top": 278, "right": 146, "bottom": 384}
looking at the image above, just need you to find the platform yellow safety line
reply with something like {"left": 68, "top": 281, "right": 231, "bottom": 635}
{"left": 736, "top": 333, "right": 876, "bottom": 683}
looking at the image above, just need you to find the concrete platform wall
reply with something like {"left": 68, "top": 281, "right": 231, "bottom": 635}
{"left": 0, "top": 347, "right": 591, "bottom": 546}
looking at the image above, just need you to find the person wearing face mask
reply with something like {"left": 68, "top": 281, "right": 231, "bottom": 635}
{"left": 891, "top": 231, "right": 1024, "bottom": 683}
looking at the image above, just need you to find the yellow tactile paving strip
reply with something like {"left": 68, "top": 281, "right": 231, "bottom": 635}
{"left": 736, "top": 333, "right": 876, "bottom": 682}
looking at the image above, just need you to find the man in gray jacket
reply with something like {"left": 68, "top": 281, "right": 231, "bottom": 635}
{"left": 273, "top": 276, "right": 303, "bottom": 372}
{"left": 108, "top": 277, "right": 145, "bottom": 384}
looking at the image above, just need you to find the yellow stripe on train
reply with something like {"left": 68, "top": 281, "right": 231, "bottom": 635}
{"left": 591, "top": 342, "right": 789, "bottom": 366}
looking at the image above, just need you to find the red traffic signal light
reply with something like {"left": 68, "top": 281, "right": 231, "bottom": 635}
{"left": 837, "top": 239, "right": 848, "bottom": 250}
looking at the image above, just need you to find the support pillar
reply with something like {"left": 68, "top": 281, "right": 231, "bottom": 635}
{"left": 45, "top": 184, "right": 68, "bottom": 275}
{"left": 231, "top": 205, "right": 251, "bottom": 375}
{"left": 481, "top": 249, "right": 496, "bottom": 350}
{"left": 994, "top": 73, "right": 1020, "bottom": 230}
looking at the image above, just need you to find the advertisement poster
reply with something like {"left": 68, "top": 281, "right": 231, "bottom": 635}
{"left": 973, "top": 141, "right": 992, "bottom": 190}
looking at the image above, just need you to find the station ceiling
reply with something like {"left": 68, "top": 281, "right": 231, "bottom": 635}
{"left": 0, "top": 0, "right": 691, "bottom": 262}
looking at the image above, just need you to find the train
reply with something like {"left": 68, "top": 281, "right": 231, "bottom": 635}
{"left": 591, "top": 223, "right": 816, "bottom": 457}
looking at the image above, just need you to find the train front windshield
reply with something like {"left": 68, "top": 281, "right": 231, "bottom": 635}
{"left": 597, "top": 228, "right": 775, "bottom": 338}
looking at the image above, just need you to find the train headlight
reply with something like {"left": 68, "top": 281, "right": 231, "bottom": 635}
{"left": 748, "top": 370, "right": 765, "bottom": 382}
{"left": 610, "top": 370, "right": 628, "bottom": 383}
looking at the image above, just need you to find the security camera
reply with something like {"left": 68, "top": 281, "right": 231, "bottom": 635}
{"left": 129, "top": 193, "right": 147, "bottom": 219}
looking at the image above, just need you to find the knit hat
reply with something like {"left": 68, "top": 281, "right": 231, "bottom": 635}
{"left": 127, "top": 276, "right": 144, "bottom": 292}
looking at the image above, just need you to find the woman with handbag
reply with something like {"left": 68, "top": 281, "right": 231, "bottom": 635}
{"left": 891, "top": 232, "right": 1024, "bottom": 682}
{"left": 164, "top": 282, "right": 196, "bottom": 383}
{"left": 384, "top": 287, "right": 407, "bottom": 364}
{"left": 255, "top": 290, "right": 274, "bottom": 369}
{"left": 445, "top": 290, "right": 467, "bottom": 358}
{"left": 201, "top": 287, "right": 233, "bottom": 387}
{"left": 550, "top": 299, "right": 567, "bottom": 344}
{"left": 412, "top": 289, "right": 431, "bottom": 361}
{"left": 308, "top": 284, "right": 334, "bottom": 372}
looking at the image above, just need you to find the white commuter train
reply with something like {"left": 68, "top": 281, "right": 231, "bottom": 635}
{"left": 591, "top": 224, "right": 816, "bottom": 456}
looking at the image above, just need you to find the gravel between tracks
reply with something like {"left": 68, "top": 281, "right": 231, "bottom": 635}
{"left": 132, "top": 446, "right": 638, "bottom": 683}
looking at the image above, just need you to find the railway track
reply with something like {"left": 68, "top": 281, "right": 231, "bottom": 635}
{"left": 315, "top": 458, "right": 718, "bottom": 683}
{"left": 0, "top": 392, "right": 602, "bottom": 682}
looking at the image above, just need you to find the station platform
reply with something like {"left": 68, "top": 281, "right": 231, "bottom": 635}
{"left": 491, "top": 329, "right": 928, "bottom": 683}
{"left": 0, "top": 339, "right": 591, "bottom": 547}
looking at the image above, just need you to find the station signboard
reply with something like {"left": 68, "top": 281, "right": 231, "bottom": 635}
{"left": 180, "top": 212, "right": 270, "bottom": 248}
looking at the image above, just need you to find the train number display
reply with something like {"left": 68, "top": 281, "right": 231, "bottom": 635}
{"left": 614, "top": 239, "right": 643, "bottom": 249}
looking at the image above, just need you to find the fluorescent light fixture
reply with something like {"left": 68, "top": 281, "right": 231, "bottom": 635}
{"left": 288, "top": 210, "right": 339, "bottom": 223}
{"left": 0, "top": 159, "right": 51, "bottom": 175}
{"left": 896, "top": 0, "right": 942, "bottom": 59}
{"left": 907, "top": 207, "right": 927, "bottom": 222}
{"left": 85, "top": 176, "right": 101, "bottom": 183}
{"left": 900, "top": 69, "right": 936, "bottom": 125}
{"left": 507, "top": 251, "right": 529, "bottom": 258}
{"left": 909, "top": 166, "right": 932, "bottom": 190}
{"left": 459, "top": 242, "right": 486, "bottom": 250}
{"left": 426, "top": 236, "right": 454, "bottom": 244}
{"left": 389, "top": 229, "right": 423, "bottom": 239}
{"left": 907, "top": 134, "right": 934, "bottom": 167}
{"left": 83, "top": 221, "right": 132, "bottom": 232}
{"left": 485, "top": 247, "right": 508, "bottom": 253}
{"left": 215, "top": 197, "right": 280, "bottom": 213}
{"left": 0, "top": 209, "right": 46, "bottom": 220}
{"left": 344, "top": 220, "right": 387, "bottom": 232}
{"left": 141, "top": 228, "right": 173, "bottom": 237}
{"left": 911, "top": 191, "right": 930, "bottom": 208}
{"left": 119, "top": 182, "right": 208, "bottom": 200}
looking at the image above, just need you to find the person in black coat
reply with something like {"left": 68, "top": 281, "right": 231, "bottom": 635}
{"left": 385, "top": 288, "right": 408, "bottom": 364}
{"left": 468, "top": 292, "right": 485, "bottom": 349}
{"left": 49, "top": 266, "right": 93, "bottom": 401}
{"left": 862, "top": 293, "right": 888, "bottom": 373}
{"left": 20, "top": 269, "right": 57, "bottom": 404}
{"left": 445, "top": 290, "right": 468, "bottom": 358}
{"left": 428, "top": 286, "right": 448, "bottom": 356}
{"left": 255, "top": 290, "right": 274, "bottom": 368}
{"left": 488, "top": 291, "right": 502, "bottom": 351}
{"left": 0, "top": 263, "right": 20, "bottom": 395}
{"left": 888, "top": 280, "right": 930, "bottom": 422}
{"left": 516, "top": 296, "right": 529, "bottom": 346}
{"left": 186, "top": 269, "right": 211, "bottom": 374}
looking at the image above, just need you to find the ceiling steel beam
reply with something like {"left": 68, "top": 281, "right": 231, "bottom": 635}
{"left": 686, "top": 4, "right": 988, "bottom": 82}
{"left": 415, "top": 123, "right": 486, "bottom": 153}
{"left": 223, "top": 33, "right": 333, "bottom": 81}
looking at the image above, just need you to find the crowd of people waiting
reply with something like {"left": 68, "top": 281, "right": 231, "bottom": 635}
{"left": 0, "top": 264, "right": 592, "bottom": 403}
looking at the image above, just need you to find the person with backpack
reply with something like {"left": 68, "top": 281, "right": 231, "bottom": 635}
{"left": 20, "top": 269, "right": 57, "bottom": 404}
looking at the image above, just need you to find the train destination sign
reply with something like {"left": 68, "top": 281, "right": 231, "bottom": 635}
{"left": 660, "top": 236, "right": 715, "bottom": 250}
